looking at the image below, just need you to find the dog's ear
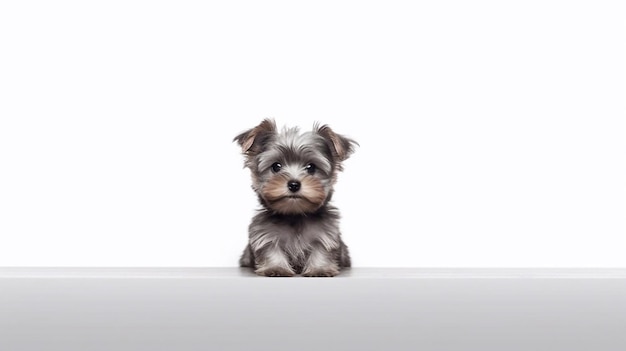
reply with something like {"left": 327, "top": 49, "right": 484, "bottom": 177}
{"left": 315, "top": 123, "right": 358, "bottom": 162}
{"left": 233, "top": 119, "right": 277, "bottom": 155}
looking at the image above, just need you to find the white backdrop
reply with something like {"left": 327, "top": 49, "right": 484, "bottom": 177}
{"left": 1, "top": 1, "right": 624, "bottom": 267}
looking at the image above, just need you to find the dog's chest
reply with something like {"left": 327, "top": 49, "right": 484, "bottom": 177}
{"left": 276, "top": 218, "right": 323, "bottom": 244}
{"left": 272, "top": 217, "right": 338, "bottom": 254}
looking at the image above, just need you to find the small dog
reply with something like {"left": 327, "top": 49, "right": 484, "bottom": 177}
{"left": 234, "top": 119, "right": 357, "bottom": 277}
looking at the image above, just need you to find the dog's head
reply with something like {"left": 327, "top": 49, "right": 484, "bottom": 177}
{"left": 234, "top": 119, "right": 357, "bottom": 215}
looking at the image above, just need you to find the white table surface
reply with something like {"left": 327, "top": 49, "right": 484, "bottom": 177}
{"left": 2, "top": 268, "right": 625, "bottom": 351}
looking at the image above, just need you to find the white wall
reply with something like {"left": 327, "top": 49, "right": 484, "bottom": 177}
{"left": 1, "top": 0, "right": 624, "bottom": 267}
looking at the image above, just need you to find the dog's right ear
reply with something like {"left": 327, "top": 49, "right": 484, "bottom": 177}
{"left": 233, "top": 118, "right": 277, "bottom": 155}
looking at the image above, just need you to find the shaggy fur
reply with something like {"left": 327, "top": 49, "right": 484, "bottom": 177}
{"left": 234, "top": 119, "right": 357, "bottom": 277}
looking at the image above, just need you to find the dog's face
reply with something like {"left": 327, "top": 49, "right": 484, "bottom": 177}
{"left": 234, "top": 119, "right": 356, "bottom": 215}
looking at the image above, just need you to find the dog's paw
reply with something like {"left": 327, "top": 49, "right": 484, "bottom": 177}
{"left": 255, "top": 266, "right": 295, "bottom": 277}
{"left": 302, "top": 266, "right": 340, "bottom": 277}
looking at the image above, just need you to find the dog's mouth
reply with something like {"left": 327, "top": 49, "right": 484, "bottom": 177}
{"left": 262, "top": 191, "right": 327, "bottom": 215}
{"left": 280, "top": 195, "right": 310, "bottom": 203}
{"left": 267, "top": 194, "right": 313, "bottom": 204}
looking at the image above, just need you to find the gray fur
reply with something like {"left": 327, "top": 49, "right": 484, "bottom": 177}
{"left": 234, "top": 119, "right": 356, "bottom": 277}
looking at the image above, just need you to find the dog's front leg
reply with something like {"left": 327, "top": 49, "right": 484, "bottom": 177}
{"left": 254, "top": 244, "right": 295, "bottom": 277}
{"left": 302, "top": 246, "right": 340, "bottom": 277}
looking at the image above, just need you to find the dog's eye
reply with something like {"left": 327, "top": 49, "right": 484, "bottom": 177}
{"left": 305, "top": 163, "right": 316, "bottom": 175}
{"left": 271, "top": 162, "right": 282, "bottom": 173}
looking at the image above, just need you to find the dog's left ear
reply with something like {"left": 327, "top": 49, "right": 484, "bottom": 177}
{"left": 233, "top": 118, "right": 277, "bottom": 155}
{"left": 315, "top": 123, "right": 358, "bottom": 162}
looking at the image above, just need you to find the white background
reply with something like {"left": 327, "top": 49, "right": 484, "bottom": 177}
{"left": 0, "top": 1, "right": 624, "bottom": 267}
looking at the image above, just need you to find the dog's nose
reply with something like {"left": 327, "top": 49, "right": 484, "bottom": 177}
{"left": 287, "top": 180, "right": 301, "bottom": 192}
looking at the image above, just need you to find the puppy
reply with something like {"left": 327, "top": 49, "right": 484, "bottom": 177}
{"left": 234, "top": 119, "right": 357, "bottom": 277}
